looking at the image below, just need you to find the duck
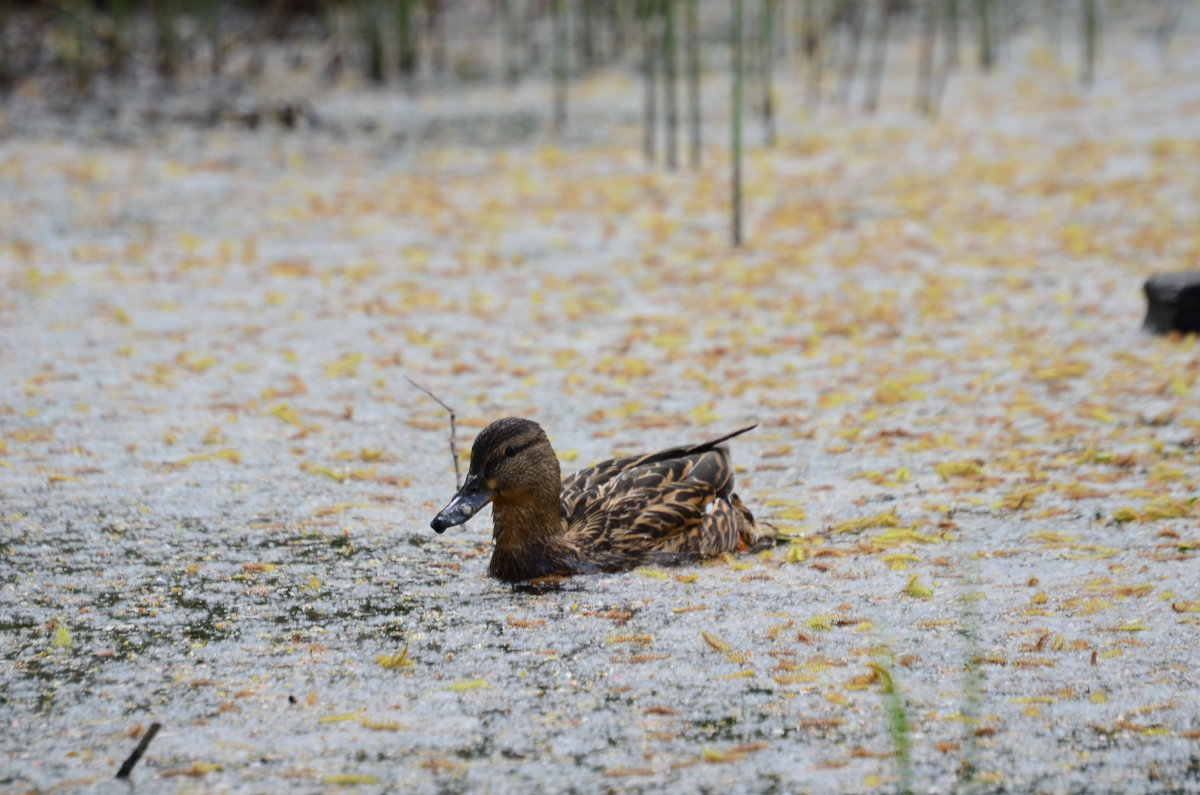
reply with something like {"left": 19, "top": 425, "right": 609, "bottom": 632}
{"left": 430, "top": 417, "right": 768, "bottom": 582}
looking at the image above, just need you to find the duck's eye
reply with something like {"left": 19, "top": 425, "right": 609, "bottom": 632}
{"left": 504, "top": 444, "right": 518, "bottom": 458}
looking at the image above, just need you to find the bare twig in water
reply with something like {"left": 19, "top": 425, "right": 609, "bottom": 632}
{"left": 115, "top": 721, "right": 161, "bottom": 779}
{"left": 405, "top": 376, "right": 460, "bottom": 487}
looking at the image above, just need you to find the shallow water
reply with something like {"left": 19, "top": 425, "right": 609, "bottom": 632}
{"left": 4, "top": 21, "right": 1200, "bottom": 794}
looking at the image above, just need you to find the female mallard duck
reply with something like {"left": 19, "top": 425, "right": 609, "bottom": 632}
{"left": 430, "top": 417, "right": 767, "bottom": 581}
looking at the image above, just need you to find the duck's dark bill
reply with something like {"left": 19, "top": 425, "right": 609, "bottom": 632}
{"left": 430, "top": 475, "right": 494, "bottom": 534}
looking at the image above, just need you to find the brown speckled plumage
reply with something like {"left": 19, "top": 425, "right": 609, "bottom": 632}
{"left": 430, "top": 417, "right": 768, "bottom": 582}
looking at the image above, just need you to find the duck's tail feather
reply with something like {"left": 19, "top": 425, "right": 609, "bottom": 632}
{"left": 690, "top": 424, "right": 758, "bottom": 454}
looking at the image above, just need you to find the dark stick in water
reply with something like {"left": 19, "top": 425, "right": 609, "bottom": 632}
{"left": 115, "top": 721, "right": 161, "bottom": 779}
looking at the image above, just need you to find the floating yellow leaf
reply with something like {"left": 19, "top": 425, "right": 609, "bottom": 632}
{"left": 882, "top": 553, "right": 919, "bottom": 570}
{"left": 318, "top": 713, "right": 360, "bottom": 723}
{"left": 376, "top": 646, "right": 413, "bottom": 668}
{"left": 992, "top": 486, "right": 1046, "bottom": 512}
{"left": 178, "top": 352, "right": 217, "bottom": 372}
{"left": 307, "top": 465, "right": 345, "bottom": 482}
{"left": 720, "top": 669, "right": 755, "bottom": 680}
{"left": 51, "top": 624, "right": 71, "bottom": 649}
{"left": 700, "top": 630, "right": 731, "bottom": 652}
{"left": 873, "top": 527, "right": 942, "bottom": 547}
{"left": 904, "top": 575, "right": 934, "bottom": 599}
{"left": 831, "top": 509, "right": 900, "bottom": 534}
{"left": 315, "top": 502, "right": 365, "bottom": 517}
{"left": 325, "top": 353, "right": 364, "bottom": 378}
{"left": 1140, "top": 497, "right": 1193, "bottom": 521}
{"left": 634, "top": 567, "right": 667, "bottom": 580}
{"left": 785, "top": 546, "right": 807, "bottom": 563}
{"left": 324, "top": 774, "right": 379, "bottom": 785}
{"left": 1148, "top": 463, "right": 1185, "bottom": 484}
{"left": 445, "top": 679, "right": 488, "bottom": 691}
{"left": 267, "top": 403, "right": 302, "bottom": 425}
{"left": 935, "top": 460, "right": 983, "bottom": 480}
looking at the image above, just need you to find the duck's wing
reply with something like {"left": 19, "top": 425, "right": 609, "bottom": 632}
{"left": 560, "top": 425, "right": 757, "bottom": 517}
{"left": 563, "top": 440, "right": 755, "bottom": 567}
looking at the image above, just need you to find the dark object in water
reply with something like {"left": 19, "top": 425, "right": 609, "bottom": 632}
{"left": 1144, "top": 271, "right": 1200, "bottom": 334}
{"left": 115, "top": 721, "right": 162, "bottom": 779}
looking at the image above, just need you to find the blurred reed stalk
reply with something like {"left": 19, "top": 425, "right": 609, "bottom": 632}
{"left": 664, "top": 0, "right": 678, "bottom": 169}
{"left": 685, "top": 0, "right": 700, "bottom": 168}
{"left": 803, "top": 0, "right": 825, "bottom": 110}
{"left": 758, "top": 0, "right": 775, "bottom": 146}
{"left": 154, "top": 0, "right": 181, "bottom": 78}
{"left": 873, "top": 659, "right": 914, "bottom": 795}
{"left": 360, "top": 0, "right": 385, "bottom": 84}
{"left": 642, "top": 0, "right": 658, "bottom": 164}
{"left": 862, "top": 0, "right": 892, "bottom": 114}
{"left": 108, "top": 0, "right": 132, "bottom": 75}
{"left": 731, "top": 0, "right": 744, "bottom": 247}
{"left": 836, "top": 0, "right": 864, "bottom": 106}
{"left": 977, "top": 0, "right": 993, "bottom": 70}
{"left": 957, "top": 572, "right": 985, "bottom": 790}
{"left": 195, "top": 0, "right": 220, "bottom": 75}
{"left": 397, "top": 0, "right": 418, "bottom": 84}
{"left": 499, "top": 0, "right": 520, "bottom": 84}
{"left": 0, "top": 0, "right": 9, "bottom": 94}
{"left": 552, "top": 0, "right": 568, "bottom": 134}
{"left": 916, "top": 0, "right": 938, "bottom": 116}
{"left": 1081, "top": 0, "right": 1098, "bottom": 86}
{"left": 943, "top": 0, "right": 959, "bottom": 67}
{"left": 56, "top": 0, "right": 92, "bottom": 93}
{"left": 1155, "top": 0, "right": 1181, "bottom": 54}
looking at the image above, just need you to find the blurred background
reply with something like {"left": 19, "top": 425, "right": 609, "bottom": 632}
{"left": 2, "top": 1, "right": 1188, "bottom": 152}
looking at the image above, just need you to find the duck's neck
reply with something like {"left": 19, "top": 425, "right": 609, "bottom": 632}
{"left": 488, "top": 484, "right": 573, "bottom": 581}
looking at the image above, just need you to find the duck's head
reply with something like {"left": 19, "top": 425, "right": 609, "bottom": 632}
{"left": 430, "top": 417, "right": 560, "bottom": 534}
